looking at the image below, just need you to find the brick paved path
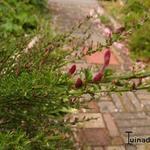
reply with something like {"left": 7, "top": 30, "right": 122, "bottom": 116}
{"left": 48, "top": 1, "right": 150, "bottom": 150}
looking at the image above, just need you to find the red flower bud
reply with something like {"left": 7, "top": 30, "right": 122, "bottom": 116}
{"left": 93, "top": 72, "right": 103, "bottom": 83}
{"left": 75, "top": 78, "right": 83, "bottom": 88}
{"left": 68, "top": 65, "right": 76, "bottom": 75}
{"left": 104, "top": 49, "right": 111, "bottom": 68}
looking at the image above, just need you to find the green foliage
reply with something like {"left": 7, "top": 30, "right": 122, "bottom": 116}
{"left": 129, "top": 21, "right": 150, "bottom": 60}
{"left": 0, "top": 1, "right": 79, "bottom": 149}
{"left": 29, "top": 0, "right": 47, "bottom": 8}
{"left": 0, "top": 29, "right": 80, "bottom": 149}
{"left": 84, "top": 68, "right": 93, "bottom": 82}
{"left": 0, "top": 130, "right": 31, "bottom": 150}
{"left": 123, "top": 0, "right": 149, "bottom": 29}
{"left": 99, "top": 15, "right": 111, "bottom": 26}
{"left": 140, "top": 0, "right": 150, "bottom": 8}
{"left": 122, "top": 0, "right": 150, "bottom": 60}
{"left": 0, "top": 0, "right": 47, "bottom": 37}
{"left": 124, "top": 0, "right": 147, "bottom": 13}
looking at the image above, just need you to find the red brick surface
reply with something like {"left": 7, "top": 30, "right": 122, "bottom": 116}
{"left": 85, "top": 50, "right": 119, "bottom": 65}
{"left": 76, "top": 128, "right": 111, "bottom": 146}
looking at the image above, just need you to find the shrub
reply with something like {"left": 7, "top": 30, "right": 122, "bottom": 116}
{"left": 0, "top": 1, "right": 78, "bottom": 149}
{"left": 122, "top": 0, "right": 148, "bottom": 29}
{"left": 122, "top": 0, "right": 150, "bottom": 60}
{"left": 129, "top": 21, "right": 150, "bottom": 60}
{"left": 0, "top": 0, "right": 47, "bottom": 37}
{"left": 0, "top": 130, "right": 31, "bottom": 150}
{"left": 0, "top": 27, "right": 82, "bottom": 149}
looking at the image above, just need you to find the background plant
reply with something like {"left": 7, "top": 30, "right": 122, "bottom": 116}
{"left": 0, "top": 0, "right": 47, "bottom": 37}
{"left": 122, "top": 0, "right": 150, "bottom": 60}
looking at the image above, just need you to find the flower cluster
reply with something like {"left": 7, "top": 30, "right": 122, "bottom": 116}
{"left": 93, "top": 49, "right": 111, "bottom": 83}
{"left": 68, "top": 49, "right": 111, "bottom": 88}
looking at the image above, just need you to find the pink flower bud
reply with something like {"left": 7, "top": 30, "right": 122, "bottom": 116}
{"left": 68, "top": 65, "right": 76, "bottom": 75}
{"left": 89, "top": 9, "right": 95, "bottom": 17}
{"left": 114, "top": 42, "right": 124, "bottom": 49}
{"left": 104, "top": 49, "right": 111, "bottom": 68}
{"left": 103, "top": 27, "right": 112, "bottom": 38}
{"left": 75, "top": 78, "right": 83, "bottom": 88}
{"left": 93, "top": 72, "right": 103, "bottom": 83}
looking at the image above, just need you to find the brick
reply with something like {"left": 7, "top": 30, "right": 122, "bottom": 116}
{"left": 112, "top": 112, "right": 146, "bottom": 120}
{"left": 111, "top": 137, "right": 123, "bottom": 145}
{"left": 111, "top": 93, "right": 124, "bottom": 112}
{"left": 137, "top": 94, "right": 150, "bottom": 100}
{"left": 137, "top": 93, "right": 150, "bottom": 100}
{"left": 94, "top": 93, "right": 111, "bottom": 101}
{"left": 80, "top": 94, "right": 92, "bottom": 102}
{"left": 98, "top": 101, "right": 117, "bottom": 113}
{"left": 144, "top": 105, "right": 150, "bottom": 111}
{"left": 73, "top": 130, "right": 80, "bottom": 144}
{"left": 136, "top": 145, "right": 145, "bottom": 150}
{"left": 82, "top": 146, "right": 92, "bottom": 150}
{"left": 135, "top": 90, "right": 150, "bottom": 100}
{"left": 141, "top": 100, "right": 150, "bottom": 105}
{"left": 85, "top": 50, "right": 119, "bottom": 65}
{"left": 120, "top": 127, "right": 150, "bottom": 136}
{"left": 116, "top": 119, "right": 150, "bottom": 127}
{"left": 145, "top": 112, "right": 150, "bottom": 117}
{"left": 142, "top": 145, "right": 150, "bottom": 150}
{"left": 121, "top": 135, "right": 128, "bottom": 144}
{"left": 71, "top": 113, "right": 105, "bottom": 128}
{"left": 103, "top": 113, "right": 120, "bottom": 137}
{"left": 122, "top": 135, "right": 150, "bottom": 144}
{"left": 99, "top": 96, "right": 112, "bottom": 101}
{"left": 76, "top": 128, "right": 111, "bottom": 146}
{"left": 125, "top": 145, "right": 137, "bottom": 150}
{"left": 86, "top": 101, "right": 100, "bottom": 113}
{"left": 105, "top": 146, "right": 125, "bottom": 150}
{"left": 93, "top": 147, "right": 104, "bottom": 150}
{"left": 135, "top": 90, "right": 150, "bottom": 95}
{"left": 126, "top": 92, "right": 143, "bottom": 111}
{"left": 120, "top": 93, "right": 135, "bottom": 112}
